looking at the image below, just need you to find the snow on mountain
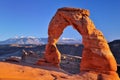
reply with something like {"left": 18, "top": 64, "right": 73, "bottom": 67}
{"left": 58, "top": 37, "right": 82, "bottom": 44}
{"left": 61, "top": 37, "right": 76, "bottom": 41}
{"left": 0, "top": 36, "right": 82, "bottom": 45}
{"left": 0, "top": 36, "right": 44, "bottom": 45}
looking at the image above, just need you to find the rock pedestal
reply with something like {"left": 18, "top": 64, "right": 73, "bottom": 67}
{"left": 37, "top": 7, "right": 119, "bottom": 79}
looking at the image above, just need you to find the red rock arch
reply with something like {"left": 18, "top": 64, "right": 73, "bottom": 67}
{"left": 37, "top": 7, "right": 117, "bottom": 73}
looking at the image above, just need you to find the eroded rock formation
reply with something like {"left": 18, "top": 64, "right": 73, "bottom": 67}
{"left": 37, "top": 7, "right": 119, "bottom": 79}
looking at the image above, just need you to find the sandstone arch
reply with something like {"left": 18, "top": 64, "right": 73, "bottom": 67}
{"left": 37, "top": 7, "right": 119, "bottom": 79}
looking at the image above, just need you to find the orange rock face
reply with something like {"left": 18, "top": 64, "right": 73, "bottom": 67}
{"left": 37, "top": 7, "right": 119, "bottom": 79}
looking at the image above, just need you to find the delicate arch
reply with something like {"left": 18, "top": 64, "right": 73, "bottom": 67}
{"left": 37, "top": 7, "right": 117, "bottom": 73}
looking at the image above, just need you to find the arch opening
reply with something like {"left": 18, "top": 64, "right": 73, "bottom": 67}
{"left": 56, "top": 26, "right": 83, "bottom": 74}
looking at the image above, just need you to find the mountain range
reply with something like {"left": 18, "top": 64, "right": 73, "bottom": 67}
{"left": 0, "top": 36, "right": 82, "bottom": 45}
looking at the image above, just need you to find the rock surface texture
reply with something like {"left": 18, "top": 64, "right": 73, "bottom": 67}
{"left": 37, "top": 7, "right": 119, "bottom": 80}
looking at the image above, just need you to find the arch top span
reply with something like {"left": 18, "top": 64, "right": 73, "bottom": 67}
{"left": 37, "top": 7, "right": 119, "bottom": 79}
{"left": 48, "top": 7, "right": 92, "bottom": 41}
{"left": 58, "top": 7, "right": 90, "bottom": 16}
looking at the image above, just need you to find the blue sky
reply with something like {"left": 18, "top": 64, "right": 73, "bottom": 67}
{"left": 0, "top": 0, "right": 120, "bottom": 41}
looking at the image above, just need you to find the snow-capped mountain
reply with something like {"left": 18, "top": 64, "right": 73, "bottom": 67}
{"left": 0, "top": 36, "right": 47, "bottom": 45}
{"left": 0, "top": 36, "right": 82, "bottom": 45}
{"left": 58, "top": 37, "right": 82, "bottom": 44}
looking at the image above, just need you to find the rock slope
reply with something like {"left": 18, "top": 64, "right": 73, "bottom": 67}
{"left": 0, "top": 62, "right": 119, "bottom": 80}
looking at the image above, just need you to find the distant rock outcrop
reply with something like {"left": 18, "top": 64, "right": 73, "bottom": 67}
{"left": 37, "top": 7, "right": 119, "bottom": 79}
{"left": 109, "top": 40, "right": 120, "bottom": 64}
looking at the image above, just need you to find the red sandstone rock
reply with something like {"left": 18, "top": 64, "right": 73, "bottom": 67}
{"left": 37, "top": 7, "right": 119, "bottom": 79}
